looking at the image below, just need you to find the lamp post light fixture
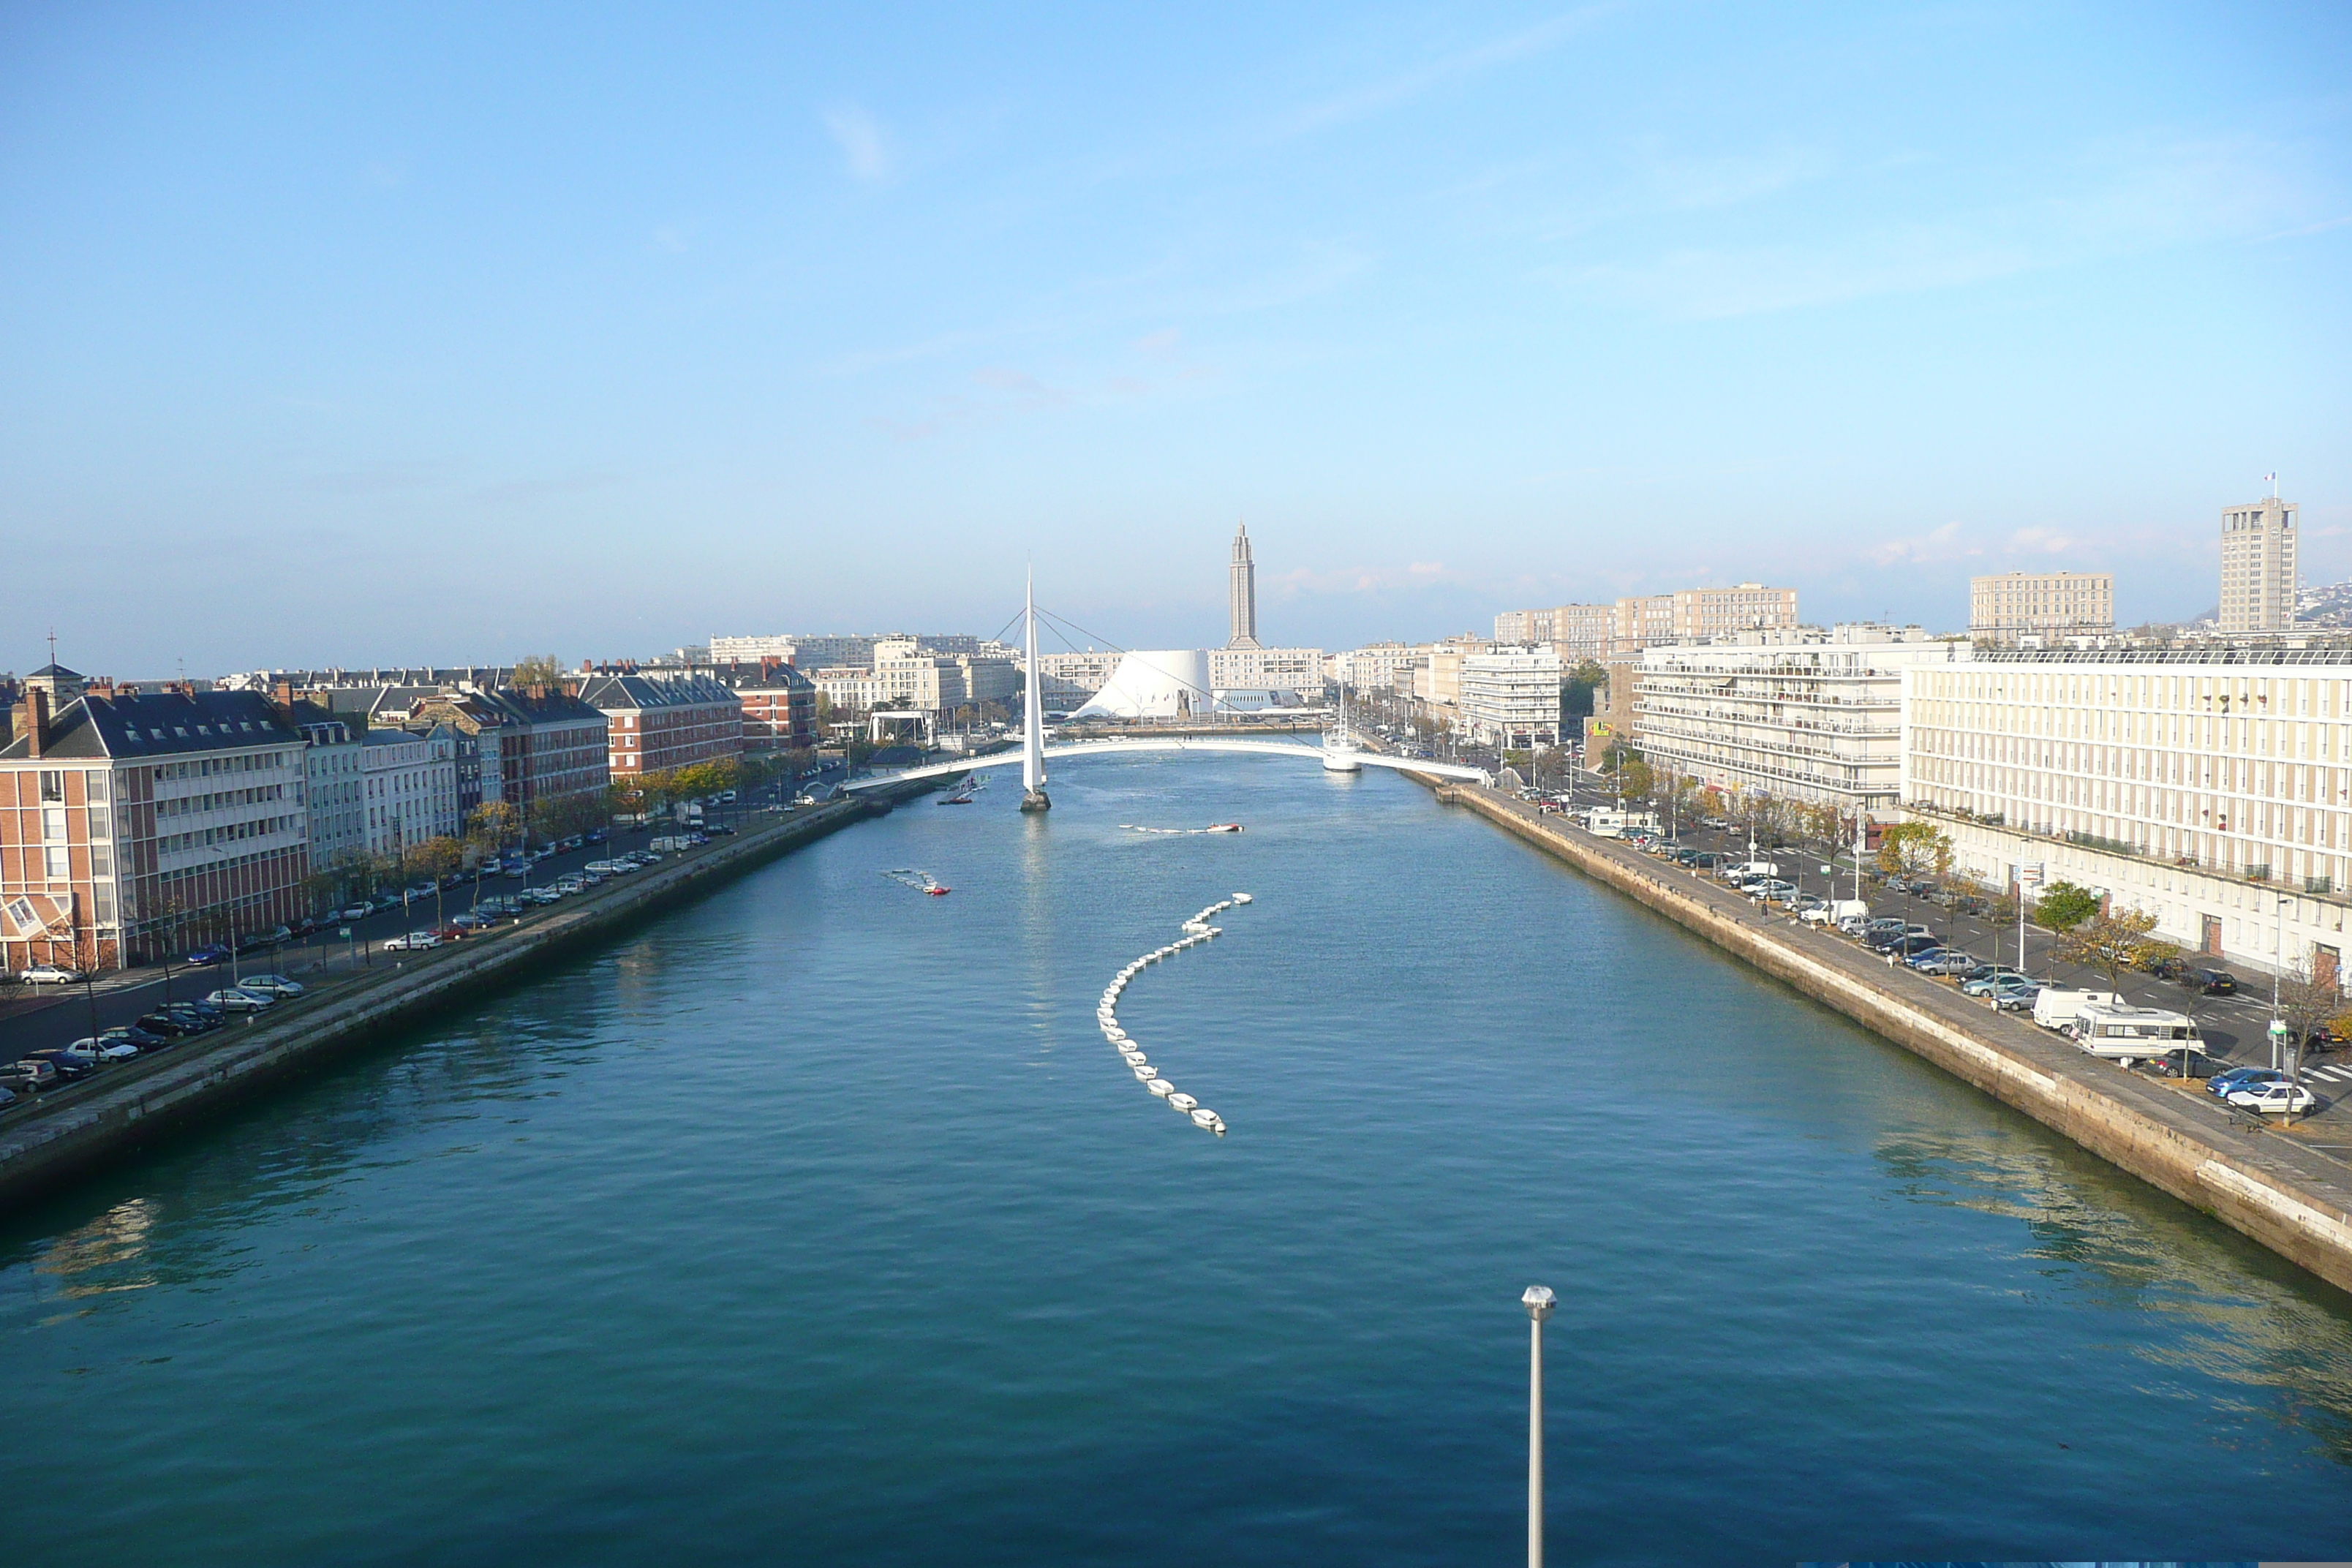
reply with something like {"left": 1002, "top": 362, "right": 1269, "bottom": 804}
{"left": 1521, "top": 1284, "right": 1556, "bottom": 1568}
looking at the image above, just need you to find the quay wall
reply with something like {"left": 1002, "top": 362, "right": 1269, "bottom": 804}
{"left": 0, "top": 785, "right": 940, "bottom": 1210}
{"left": 1428, "top": 781, "right": 2352, "bottom": 1297}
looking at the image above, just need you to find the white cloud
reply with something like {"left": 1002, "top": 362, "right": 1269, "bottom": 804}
{"left": 2005, "top": 525, "right": 2076, "bottom": 554}
{"left": 1866, "top": 521, "right": 1975, "bottom": 568}
{"left": 821, "top": 103, "right": 894, "bottom": 184}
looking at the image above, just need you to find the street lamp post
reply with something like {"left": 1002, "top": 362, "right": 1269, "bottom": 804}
{"left": 1522, "top": 1284, "right": 1555, "bottom": 1568}
{"left": 2274, "top": 894, "right": 2291, "bottom": 1070}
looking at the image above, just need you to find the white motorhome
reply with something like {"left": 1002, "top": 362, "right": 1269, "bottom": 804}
{"left": 2068, "top": 1002, "right": 2204, "bottom": 1067}
{"left": 1801, "top": 899, "right": 1871, "bottom": 927}
{"left": 1583, "top": 809, "right": 1627, "bottom": 839}
{"left": 2032, "top": 988, "right": 2121, "bottom": 1032}
{"left": 1724, "top": 861, "right": 1781, "bottom": 883}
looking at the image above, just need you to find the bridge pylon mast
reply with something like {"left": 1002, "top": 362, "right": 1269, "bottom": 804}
{"left": 1020, "top": 568, "right": 1050, "bottom": 813}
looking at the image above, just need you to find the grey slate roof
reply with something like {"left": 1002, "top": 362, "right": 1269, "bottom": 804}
{"left": 0, "top": 690, "right": 302, "bottom": 763}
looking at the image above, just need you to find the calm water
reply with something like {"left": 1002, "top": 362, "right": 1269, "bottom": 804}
{"left": 9, "top": 758, "right": 2352, "bottom": 1563}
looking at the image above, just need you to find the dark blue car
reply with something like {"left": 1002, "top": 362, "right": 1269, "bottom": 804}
{"left": 186, "top": 943, "right": 232, "bottom": 967}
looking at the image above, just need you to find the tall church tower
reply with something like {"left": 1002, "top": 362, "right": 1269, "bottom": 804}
{"left": 1227, "top": 522, "right": 1261, "bottom": 649}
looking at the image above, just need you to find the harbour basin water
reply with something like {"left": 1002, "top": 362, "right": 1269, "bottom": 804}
{"left": 7, "top": 756, "right": 2352, "bottom": 1564}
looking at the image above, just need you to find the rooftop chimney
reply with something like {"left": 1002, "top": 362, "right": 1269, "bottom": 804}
{"left": 23, "top": 688, "right": 50, "bottom": 759}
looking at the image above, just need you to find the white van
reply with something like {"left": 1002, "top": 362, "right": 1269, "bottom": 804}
{"left": 2067, "top": 1002, "right": 2204, "bottom": 1066}
{"left": 1801, "top": 899, "right": 1871, "bottom": 927}
{"left": 2032, "top": 988, "right": 2121, "bottom": 1032}
{"left": 1724, "top": 861, "right": 1781, "bottom": 882}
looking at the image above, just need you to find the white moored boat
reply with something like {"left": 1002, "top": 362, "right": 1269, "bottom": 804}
{"left": 1190, "top": 1108, "right": 1224, "bottom": 1132}
{"left": 1166, "top": 1093, "right": 1199, "bottom": 1113}
{"left": 1132, "top": 1062, "right": 1158, "bottom": 1081}
{"left": 1146, "top": 1078, "right": 1174, "bottom": 1097}
{"left": 1232, "top": 892, "right": 1251, "bottom": 904}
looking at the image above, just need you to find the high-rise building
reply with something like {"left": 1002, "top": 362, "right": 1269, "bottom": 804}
{"left": 2220, "top": 494, "right": 2298, "bottom": 633}
{"left": 1969, "top": 572, "right": 2114, "bottom": 644}
{"left": 1227, "top": 523, "right": 1260, "bottom": 649}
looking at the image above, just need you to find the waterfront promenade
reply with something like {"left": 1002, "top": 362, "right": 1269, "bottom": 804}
{"left": 1433, "top": 780, "right": 2352, "bottom": 1296}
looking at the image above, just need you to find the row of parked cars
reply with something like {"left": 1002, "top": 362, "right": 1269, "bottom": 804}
{"left": 0, "top": 976, "right": 307, "bottom": 1112}
{"left": 372, "top": 848, "right": 683, "bottom": 950}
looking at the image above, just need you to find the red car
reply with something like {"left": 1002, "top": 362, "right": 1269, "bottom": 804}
{"left": 431, "top": 924, "right": 469, "bottom": 943}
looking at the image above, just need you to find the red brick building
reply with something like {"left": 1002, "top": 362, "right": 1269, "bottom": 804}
{"left": 578, "top": 672, "right": 742, "bottom": 777}
{"left": 1, "top": 667, "right": 309, "bottom": 973}
{"left": 728, "top": 660, "right": 818, "bottom": 750}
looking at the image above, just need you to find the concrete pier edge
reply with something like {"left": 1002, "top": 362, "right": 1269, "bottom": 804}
{"left": 0, "top": 781, "right": 946, "bottom": 1210}
{"left": 1421, "top": 777, "right": 2352, "bottom": 1299}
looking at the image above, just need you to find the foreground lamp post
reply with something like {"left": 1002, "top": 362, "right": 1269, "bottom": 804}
{"left": 1522, "top": 1284, "right": 1555, "bottom": 1568}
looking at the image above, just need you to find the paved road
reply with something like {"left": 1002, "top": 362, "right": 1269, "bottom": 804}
{"left": 1539, "top": 766, "right": 2352, "bottom": 1134}
{"left": 0, "top": 774, "right": 820, "bottom": 1066}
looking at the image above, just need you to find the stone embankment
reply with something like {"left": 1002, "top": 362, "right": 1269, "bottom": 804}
{"left": 0, "top": 785, "right": 936, "bottom": 1208}
{"left": 1428, "top": 780, "right": 2352, "bottom": 1297}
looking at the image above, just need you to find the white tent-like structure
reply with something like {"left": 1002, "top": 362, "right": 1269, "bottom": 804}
{"left": 1071, "top": 649, "right": 1212, "bottom": 721}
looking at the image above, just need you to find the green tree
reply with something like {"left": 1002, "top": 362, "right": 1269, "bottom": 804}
{"left": 2033, "top": 881, "right": 2101, "bottom": 932}
{"left": 511, "top": 654, "right": 566, "bottom": 689}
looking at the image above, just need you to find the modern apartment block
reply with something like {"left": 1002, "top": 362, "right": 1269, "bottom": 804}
{"left": 1030, "top": 651, "right": 1123, "bottom": 709}
{"left": 1207, "top": 645, "right": 1323, "bottom": 698}
{"left": 1, "top": 668, "right": 309, "bottom": 972}
{"left": 1330, "top": 641, "right": 1430, "bottom": 696}
{"left": 1901, "top": 648, "right": 2352, "bottom": 981}
{"left": 1459, "top": 649, "right": 1564, "bottom": 747}
{"left": 2220, "top": 494, "right": 2299, "bottom": 633}
{"left": 1411, "top": 638, "right": 1495, "bottom": 709}
{"left": 1968, "top": 572, "right": 2114, "bottom": 644}
{"left": 1493, "top": 587, "right": 1797, "bottom": 660}
{"left": 1491, "top": 605, "right": 1616, "bottom": 663}
{"left": 1635, "top": 630, "right": 1967, "bottom": 813}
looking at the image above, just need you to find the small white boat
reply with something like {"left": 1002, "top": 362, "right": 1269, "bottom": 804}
{"left": 1104, "top": 1028, "right": 1127, "bottom": 1043}
{"left": 1232, "top": 892, "right": 1251, "bottom": 904}
{"left": 1131, "top": 1062, "right": 1158, "bottom": 1081}
{"left": 1166, "top": 1093, "right": 1199, "bottom": 1113}
{"left": 1121, "top": 1048, "right": 1147, "bottom": 1063}
{"left": 1189, "top": 1108, "right": 1223, "bottom": 1132}
{"left": 1146, "top": 1078, "right": 1175, "bottom": 1097}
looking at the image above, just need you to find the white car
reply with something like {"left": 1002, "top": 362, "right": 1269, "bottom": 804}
{"left": 205, "top": 987, "right": 273, "bottom": 1011}
{"left": 2228, "top": 1081, "right": 2318, "bottom": 1115}
{"left": 19, "top": 963, "right": 82, "bottom": 984}
{"left": 73, "top": 1036, "right": 141, "bottom": 1063}
{"left": 239, "top": 974, "right": 305, "bottom": 998}
{"left": 380, "top": 931, "right": 442, "bottom": 951}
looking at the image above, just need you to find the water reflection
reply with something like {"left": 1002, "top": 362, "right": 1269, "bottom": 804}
{"left": 1874, "top": 1122, "right": 2352, "bottom": 1462}
{"left": 36, "top": 1197, "right": 160, "bottom": 1298}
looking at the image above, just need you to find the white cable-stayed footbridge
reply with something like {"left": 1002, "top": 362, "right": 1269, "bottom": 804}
{"left": 843, "top": 577, "right": 1490, "bottom": 799}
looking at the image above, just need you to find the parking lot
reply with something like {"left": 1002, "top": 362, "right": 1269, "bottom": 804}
{"left": 1540, "top": 764, "right": 2352, "bottom": 1153}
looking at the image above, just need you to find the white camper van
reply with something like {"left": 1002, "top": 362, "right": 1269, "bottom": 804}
{"left": 1801, "top": 900, "right": 1871, "bottom": 927}
{"left": 2067, "top": 1002, "right": 2204, "bottom": 1067}
{"left": 2032, "top": 988, "right": 2122, "bottom": 1032}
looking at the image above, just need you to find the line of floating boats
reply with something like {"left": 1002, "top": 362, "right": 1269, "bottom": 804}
{"left": 1118, "top": 823, "right": 1245, "bottom": 834}
{"left": 1096, "top": 892, "right": 1254, "bottom": 1137}
{"left": 881, "top": 867, "right": 951, "bottom": 896}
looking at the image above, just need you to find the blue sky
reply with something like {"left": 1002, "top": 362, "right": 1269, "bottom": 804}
{"left": 3, "top": 2, "right": 2347, "bottom": 674}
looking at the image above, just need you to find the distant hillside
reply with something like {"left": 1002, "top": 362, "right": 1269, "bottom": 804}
{"left": 2302, "top": 580, "right": 2352, "bottom": 627}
